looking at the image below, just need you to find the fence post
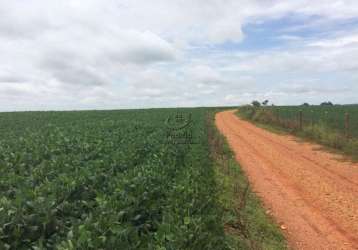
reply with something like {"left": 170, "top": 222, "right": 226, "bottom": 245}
{"left": 276, "top": 110, "right": 280, "bottom": 124}
{"left": 299, "top": 110, "right": 303, "bottom": 130}
{"left": 345, "top": 112, "right": 350, "bottom": 139}
{"left": 311, "top": 110, "right": 314, "bottom": 127}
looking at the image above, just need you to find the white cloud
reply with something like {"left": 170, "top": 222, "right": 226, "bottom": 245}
{"left": 308, "top": 34, "right": 358, "bottom": 48}
{"left": 186, "top": 65, "right": 222, "bottom": 85}
{"left": 1, "top": 0, "right": 358, "bottom": 110}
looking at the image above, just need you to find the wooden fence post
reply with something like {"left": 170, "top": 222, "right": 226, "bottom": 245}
{"left": 345, "top": 112, "right": 350, "bottom": 139}
{"left": 299, "top": 110, "right": 303, "bottom": 130}
{"left": 311, "top": 110, "right": 314, "bottom": 127}
{"left": 276, "top": 110, "right": 280, "bottom": 124}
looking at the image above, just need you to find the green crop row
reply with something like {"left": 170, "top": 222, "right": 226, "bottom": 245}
{"left": 0, "top": 109, "right": 226, "bottom": 249}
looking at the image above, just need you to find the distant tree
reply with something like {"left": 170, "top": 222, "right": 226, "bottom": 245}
{"left": 262, "top": 100, "right": 269, "bottom": 106}
{"left": 302, "top": 103, "right": 310, "bottom": 107}
{"left": 320, "top": 101, "right": 333, "bottom": 106}
{"left": 251, "top": 100, "right": 261, "bottom": 107}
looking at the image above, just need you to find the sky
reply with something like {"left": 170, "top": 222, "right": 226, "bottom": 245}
{"left": 1, "top": 0, "right": 358, "bottom": 111}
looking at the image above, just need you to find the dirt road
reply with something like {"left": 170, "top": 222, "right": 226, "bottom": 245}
{"left": 216, "top": 110, "right": 358, "bottom": 250}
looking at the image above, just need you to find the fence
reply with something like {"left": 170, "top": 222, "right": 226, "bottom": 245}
{"left": 268, "top": 106, "right": 357, "bottom": 140}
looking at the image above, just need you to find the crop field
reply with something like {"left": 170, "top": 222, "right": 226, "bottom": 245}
{"left": 0, "top": 108, "right": 227, "bottom": 249}
{"left": 268, "top": 105, "right": 358, "bottom": 138}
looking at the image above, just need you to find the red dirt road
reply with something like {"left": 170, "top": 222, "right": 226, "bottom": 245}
{"left": 216, "top": 110, "right": 358, "bottom": 250}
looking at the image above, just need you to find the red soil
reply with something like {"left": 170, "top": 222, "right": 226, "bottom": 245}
{"left": 216, "top": 110, "right": 358, "bottom": 250}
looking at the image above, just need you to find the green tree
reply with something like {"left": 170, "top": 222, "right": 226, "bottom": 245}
{"left": 320, "top": 101, "right": 333, "bottom": 106}
{"left": 251, "top": 100, "right": 261, "bottom": 107}
{"left": 262, "top": 100, "right": 269, "bottom": 106}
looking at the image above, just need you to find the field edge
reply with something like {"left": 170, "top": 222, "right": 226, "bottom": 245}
{"left": 208, "top": 110, "right": 288, "bottom": 250}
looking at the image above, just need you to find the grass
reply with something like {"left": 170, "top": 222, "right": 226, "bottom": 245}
{"left": 207, "top": 111, "right": 287, "bottom": 250}
{"left": 266, "top": 105, "right": 358, "bottom": 138}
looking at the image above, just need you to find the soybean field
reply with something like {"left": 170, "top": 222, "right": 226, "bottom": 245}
{"left": 0, "top": 108, "right": 225, "bottom": 249}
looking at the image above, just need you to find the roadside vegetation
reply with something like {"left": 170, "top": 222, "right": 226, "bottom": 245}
{"left": 237, "top": 104, "right": 358, "bottom": 159}
{"left": 207, "top": 111, "right": 287, "bottom": 250}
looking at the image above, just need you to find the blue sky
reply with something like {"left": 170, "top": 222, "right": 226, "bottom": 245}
{"left": 0, "top": 1, "right": 358, "bottom": 111}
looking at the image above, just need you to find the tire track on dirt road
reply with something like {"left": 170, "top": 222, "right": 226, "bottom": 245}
{"left": 215, "top": 110, "right": 358, "bottom": 250}
{"left": 232, "top": 117, "right": 358, "bottom": 188}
